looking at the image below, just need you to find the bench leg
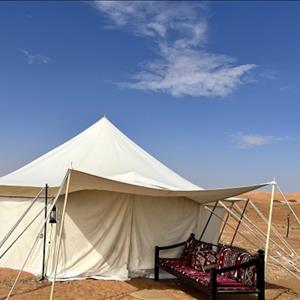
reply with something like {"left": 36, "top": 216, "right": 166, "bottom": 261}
{"left": 258, "top": 289, "right": 265, "bottom": 300}
{"left": 257, "top": 250, "right": 265, "bottom": 300}
{"left": 154, "top": 246, "right": 159, "bottom": 281}
{"left": 154, "top": 264, "right": 159, "bottom": 281}
{"left": 210, "top": 268, "right": 217, "bottom": 300}
{"left": 210, "top": 293, "right": 217, "bottom": 300}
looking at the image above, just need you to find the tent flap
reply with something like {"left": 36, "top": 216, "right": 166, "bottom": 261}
{"left": 68, "top": 170, "right": 270, "bottom": 204}
{"left": 0, "top": 169, "right": 270, "bottom": 203}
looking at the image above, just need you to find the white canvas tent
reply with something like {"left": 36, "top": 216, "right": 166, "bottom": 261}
{"left": 0, "top": 117, "right": 269, "bottom": 280}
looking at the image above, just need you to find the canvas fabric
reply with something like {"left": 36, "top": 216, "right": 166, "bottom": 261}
{"left": 0, "top": 191, "right": 224, "bottom": 280}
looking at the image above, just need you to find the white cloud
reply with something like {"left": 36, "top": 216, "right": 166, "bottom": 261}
{"left": 127, "top": 45, "right": 255, "bottom": 97}
{"left": 92, "top": 1, "right": 256, "bottom": 97}
{"left": 93, "top": 1, "right": 206, "bottom": 42}
{"left": 231, "top": 133, "right": 287, "bottom": 149}
{"left": 22, "top": 50, "right": 50, "bottom": 65}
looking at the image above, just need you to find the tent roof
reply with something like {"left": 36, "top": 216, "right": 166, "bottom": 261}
{"left": 0, "top": 117, "right": 199, "bottom": 191}
{"left": 0, "top": 117, "right": 272, "bottom": 200}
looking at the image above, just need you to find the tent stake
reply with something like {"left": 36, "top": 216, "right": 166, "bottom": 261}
{"left": 199, "top": 200, "right": 219, "bottom": 241}
{"left": 230, "top": 199, "right": 249, "bottom": 246}
{"left": 286, "top": 213, "right": 290, "bottom": 238}
{"left": 41, "top": 184, "right": 48, "bottom": 280}
{"left": 265, "top": 180, "right": 276, "bottom": 263}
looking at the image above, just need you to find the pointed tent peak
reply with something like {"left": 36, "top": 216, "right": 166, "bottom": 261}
{"left": 91, "top": 116, "right": 120, "bottom": 130}
{"left": 0, "top": 117, "right": 200, "bottom": 191}
{"left": 98, "top": 115, "right": 110, "bottom": 123}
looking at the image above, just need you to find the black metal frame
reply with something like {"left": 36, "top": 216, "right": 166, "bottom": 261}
{"left": 41, "top": 184, "right": 48, "bottom": 280}
{"left": 154, "top": 238, "right": 265, "bottom": 300}
{"left": 230, "top": 199, "right": 249, "bottom": 246}
{"left": 217, "top": 201, "right": 234, "bottom": 243}
{"left": 199, "top": 201, "right": 219, "bottom": 240}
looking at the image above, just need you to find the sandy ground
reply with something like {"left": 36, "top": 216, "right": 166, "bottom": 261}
{"left": 1, "top": 191, "right": 300, "bottom": 300}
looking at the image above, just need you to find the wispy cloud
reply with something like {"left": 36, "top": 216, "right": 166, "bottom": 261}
{"left": 279, "top": 86, "right": 292, "bottom": 91}
{"left": 22, "top": 49, "right": 50, "bottom": 65}
{"left": 259, "top": 69, "right": 277, "bottom": 80}
{"left": 92, "top": 1, "right": 256, "bottom": 97}
{"left": 231, "top": 133, "right": 287, "bottom": 149}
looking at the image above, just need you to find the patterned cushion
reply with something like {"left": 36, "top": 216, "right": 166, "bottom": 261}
{"left": 216, "top": 247, "right": 257, "bottom": 287}
{"left": 191, "top": 250, "right": 217, "bottom": 272}
{"left": 217, "top": 247, "right": 239, "bottom": 279}
{"left": 234, "top": 252, "right": 257, "bottom": 287}
{"left": 180, "top": 234, "right": 197, "bottom": 261}
{"left": 216, "top": 247, "right": 231, "bottom": 269}
{"left": 171, "top": 266, "right": 248, "bottom": 289}
{"left": 193, "top": 239, "right": 212, "bottom": 252}
{"left": 160, "top": 260, "right": 253, "bottom": 291}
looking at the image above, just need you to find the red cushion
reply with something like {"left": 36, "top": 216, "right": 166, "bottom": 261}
{"left": 172, "top": 266, "right": 247, "bottom": 288}
{"left": 217, "top": 275, "right": 245, "bottom": 287}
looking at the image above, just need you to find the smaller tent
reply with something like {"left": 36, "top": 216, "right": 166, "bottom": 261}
{"left": 0, "top": 117, "right": 269, "bottom": 280}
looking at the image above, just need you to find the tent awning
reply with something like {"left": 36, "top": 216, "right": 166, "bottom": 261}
{"left": 0, "top": 169, "right": 271, "bottom": 204}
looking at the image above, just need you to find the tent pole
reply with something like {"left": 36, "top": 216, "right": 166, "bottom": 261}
{"left": 233, "top": 201, "right": 295, "bottom": 258}
{"left": 217, "top": 201, "right": 234, "bottom": 243}
{"left": 277, "top": 184, "right": 300, "bottom": 226}
{"left": 199, "top": 200, "right": 219, "bottom": 241}
{"left": 248, "top": 200, "right": 299, "bottom": 258}
{"left": 204, "top": 206, "right": 300, "bottom": 280}
{"left": 230, "top": 199, "right": 249, "bottom": 246}
{"left": 218, "top": 201, "right": 266, "bottom": 247}
{"left": 49, "top": 172, "right": 71, "bottom": 300}
{"left": 265, "top": 180, "right": 276, "bottom": 264}
{"left": 41, "top": 184, "right": 48, "bottom": 280}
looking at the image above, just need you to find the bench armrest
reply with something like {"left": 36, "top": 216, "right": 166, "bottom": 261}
{"left": 155, "top": 241, "right": 186, "bottom": 251}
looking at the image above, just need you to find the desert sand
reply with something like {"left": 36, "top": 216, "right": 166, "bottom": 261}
{"left": 1, "top": 192, "right": 300, "bottom": 300}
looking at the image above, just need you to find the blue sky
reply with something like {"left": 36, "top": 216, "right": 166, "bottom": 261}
{"left": 0, "top": 1, "right": 299, "bottom": 191}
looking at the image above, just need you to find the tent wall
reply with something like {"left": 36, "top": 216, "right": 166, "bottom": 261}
{"left": 54, "top": 191, "right": 133, "bottom": 280}
{"left": 0, "top": 197, "right": 45, "bottom": 275}
{"left": 0, "top": 191, "right": 225, "bottom": 280}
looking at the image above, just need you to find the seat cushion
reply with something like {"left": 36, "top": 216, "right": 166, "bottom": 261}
{"left": 171, "top": 266, "right": 248, "bottom": 288}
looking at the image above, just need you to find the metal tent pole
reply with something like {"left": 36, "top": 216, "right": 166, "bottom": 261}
{"left": 41, "top": 184, "right": 48, "bottom": 280}
{"left": 230, "top": 199, "right": 249, "bottom": 246}
{"left": 199, "top": 200, "right": 219, "bottom": 241}
{"left": 217, "top": 201, "right": 234, "bottom": 243}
